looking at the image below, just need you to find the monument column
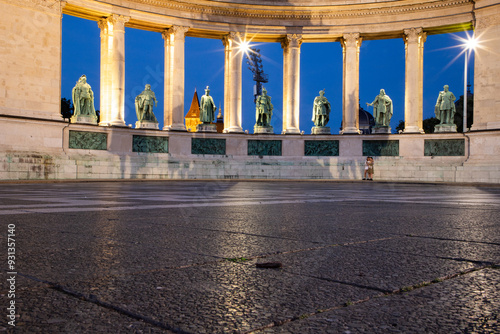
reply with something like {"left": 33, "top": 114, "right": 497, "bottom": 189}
{"left": 282, "top": 34, "right": 302, "bottom": 134}
{"left": 98, "top": 18, "right": 111, "bottom": 126}
{"left": 281, "top": 39, "right": 289, "bottom": 133}
{"left": 162, "top": 26, "right": 189, "bottom": 131}
{"left": 98, "top": 15, "right": 129, "bottom": 126}
{"left": 226, "top": 32, "right": 244, "bottom": 133}
{"left": 403, "top": 27, "right": 426, "bottom": 133}
{"left": 222, "top": 35, "right": 232, "bottom": 133}
{"left": 341, "top": 33, "right": 362, "bottom": 134}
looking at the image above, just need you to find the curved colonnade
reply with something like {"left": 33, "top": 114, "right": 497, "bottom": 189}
{"left": 0, "top": 0, "right": 499, "bottom": 182}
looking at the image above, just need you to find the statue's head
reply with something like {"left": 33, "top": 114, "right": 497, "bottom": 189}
{"left": 205, "top": 86, "right": 210, "bottom": 95}
{"left": 79, "top": 75, "right": 87, "bottom": 83}
{"left": 145, "top": 84, "right": 151, "bottom": 90}
{"left": 319, "top": 89, "right": 325, "bottom": 96}
{"left": 380, "top": 89, "right": 385, "bottom": 95}
{"left": 262, "top": 87, "right": 267, "bottom": 95}
{"left": 444, "top": 85, "right": 449, "bottom": 91}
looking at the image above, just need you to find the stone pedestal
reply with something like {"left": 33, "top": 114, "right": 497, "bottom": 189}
{"left": 311, "top": 126, "right": 331, "bottom": 135}
{"left": 71, "top": 115, "right": 98, "bottom": 125}
{"left": 135, "top": 121, "right": 159, "bottom": 129}
{"left": 254, "top": 125, "right": 274, "bottom": 134}
{"left": 373, "top": 126, "right": 391, "bottom": 134}
{"left": 197, "top": 123, "right": 217, "bottom": 133}
{"left": 434, "top": 124, "right": 457, "bottom": 133}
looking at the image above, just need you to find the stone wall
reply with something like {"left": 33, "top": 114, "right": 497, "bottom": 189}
{"left": 1, "top": 117, "right": 498, "bottom": 183}
{"left": 0, "top": 0, "right": 62, "bottom": 120}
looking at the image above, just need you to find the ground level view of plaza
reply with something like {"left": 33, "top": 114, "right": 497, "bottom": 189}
{"left": 0, "top": 181, "right": 498, "bottom": 332}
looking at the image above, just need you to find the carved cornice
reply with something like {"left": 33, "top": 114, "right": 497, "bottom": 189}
{"left": 118, "top": 0, "right": 473, "bottom": 21}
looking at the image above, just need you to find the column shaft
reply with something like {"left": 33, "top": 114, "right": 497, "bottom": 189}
{"left": 341, "top": 33, "right": 362, "bottom": 134}
{"left": 109, "top": 15, "right": 128, "bottom": 126}
{"left": 282, "top": 34, "right": 302, "bottom": 134}
{"left": 222, "top": 36, "right": 232, "bottom": 133}
{"left": 404, "top": 28, "right": 426, "bottom": 133}
{"left": 227, "top": 32, "right": 244, "bottom": 133}
{"left": 163, "top": 26, "right": 189, "bottom": 131}
{"left": 98, "top": 19, "right": 111, "bottom": 125}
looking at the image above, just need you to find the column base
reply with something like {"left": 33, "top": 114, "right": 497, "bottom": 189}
{"left": 282, "top": 127, "right": 301, "bottom": 135}
{"left": 163, "top": 124, "right": 187, "bottom": 131}
{"left": 340, "top": 127, "right": 361, "bottom": 135}
{"left": 403, "top": 126, "right": 424, "bottom": 134}
{"left": 226, "top": 126, "right": 244, "bottom": 133}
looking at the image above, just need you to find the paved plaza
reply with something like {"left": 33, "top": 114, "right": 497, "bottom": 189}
{"left": 0, "top": 180, "right": 499, "bottom": 333}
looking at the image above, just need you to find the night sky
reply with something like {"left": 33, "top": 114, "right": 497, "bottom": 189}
{"left": 62, "top": 15, "right": 474, "bottom": 133}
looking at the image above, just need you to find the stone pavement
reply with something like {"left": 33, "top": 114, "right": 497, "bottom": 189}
{"left": 0, "top": 181, "right": 498, "bottom": 333}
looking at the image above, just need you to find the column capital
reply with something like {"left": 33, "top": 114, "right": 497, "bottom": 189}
{"left": 404, "top": 27, "right": 426, "bottom": 45}
{"left": 283, "top": 34, "right": 303, "bottom": 49}
{"left": 164, "top": 25, "right": 190, "bottom": 39}
{"left": 341, "top": 33, "right": 362, "bottom": 49}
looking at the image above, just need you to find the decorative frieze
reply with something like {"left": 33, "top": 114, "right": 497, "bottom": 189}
{"left": 304, "top": 140, "right": 339, "bottom": 156}
{"left": 124, "top": 0, "right": 473, "bottom": 21}
{"left": 69, "top": 131, "right": 107, "bottom": 150}
{"left": 363, "top": 140, "right": 399, "bottom": 156}
{"left": 133, "top": 135, "right": 168, "bottom": 153}
{"left": 191, "top": 138, "right": 226, "bottom": 155}
{"left": 424, "top": 139, "right": 464, "bottom": 156}
{"left": 248, "top": 140, "right": 282, "bottom": 156}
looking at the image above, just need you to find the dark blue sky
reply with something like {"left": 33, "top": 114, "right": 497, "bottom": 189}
{"left": 62, "top": 15, "right": 474, "bottom": 133}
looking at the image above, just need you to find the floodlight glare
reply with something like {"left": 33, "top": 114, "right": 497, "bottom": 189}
{"left": 464, "top": 36, "right": 478, "bottom": 50}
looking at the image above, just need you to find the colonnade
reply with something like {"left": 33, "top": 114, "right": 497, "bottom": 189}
{"left": 96, "top": 19, "right": 428, "bottom": 134}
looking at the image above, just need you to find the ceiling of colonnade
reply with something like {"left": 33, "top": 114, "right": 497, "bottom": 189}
{"left": 66, "top": 0, "right": 474, "bottom": 41}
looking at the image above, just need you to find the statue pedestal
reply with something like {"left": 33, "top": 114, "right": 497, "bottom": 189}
{"left": 311, "top": 126, "right": 330, "bottom": 135}
{"left": 373, "top": 126, "right": 392, "bottom": 134}
{"left": 196, "top": 123, "right": 217, "bottom": 133}
{"left": 135, "top": 121, "right": 159, "bottom": 129}
{"left": 254, "top": 125, "right": 274, "bottom": 134}
{"left": 434, "top": 124, "right": 457, "bottom": 133}
{"left": 71, "top": 115, "right": 97, "bottom": 125}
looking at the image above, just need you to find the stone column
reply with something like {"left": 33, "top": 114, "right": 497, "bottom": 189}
{"left": 98, "top": 18, "right": 111, "bottom": 126}
{"left": 162, "top": 26, "right": 189, "bottom": 131}
{"left": 282, "top": 34, "right": 302, "bottom": 134}
{"left": 341, "top": 33, "right": 362, "bottom": 134}
{"left": 222, "top": 35, "right": 232, "bottom": 133}
{"left": 471, "top": 4, "right": 500, "bottom": 130}
{"left": 281, "top": 39, "right": 289, "bottom": 133}
{"left": 97, "top": 15, "right": 129, "bottom": 127}
{"left": 226, "top": 32, "right": 244, "bottom": 133}
{"left": 403, "top": 27, "right": 426, "bottom": 133}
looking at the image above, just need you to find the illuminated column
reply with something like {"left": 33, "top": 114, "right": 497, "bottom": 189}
{"left": 98, "top": 18, "right": 111, "bottom": 126}
{"left": 162, "top": 26, "right": 189, "bottom": 131}
{"left": 404, "top": 27, "right": 426, "bottom": 133}
{"left": 282, "top": 34, "right": 302, "bottom": 134}
{"left": 226, "top": 32, "right": 244, "bottom": 133}
{"left": 341, "top": 33, "right": 362, "bottom": 134}
{"left": 222, "top": 35, "right": 232, "bottom": 133}
{"left": 281, "top": 39, "right": 289, "bottom": 133}
{"left": 98, "top": 15, "right": 129, "bottom": 126}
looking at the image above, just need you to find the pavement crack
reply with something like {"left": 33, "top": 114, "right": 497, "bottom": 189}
{"left": 17, "top": 273, "right": 192, "bottom": 334}
{"left": 245, "top": 264, "right": 497, "bottom": 333}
